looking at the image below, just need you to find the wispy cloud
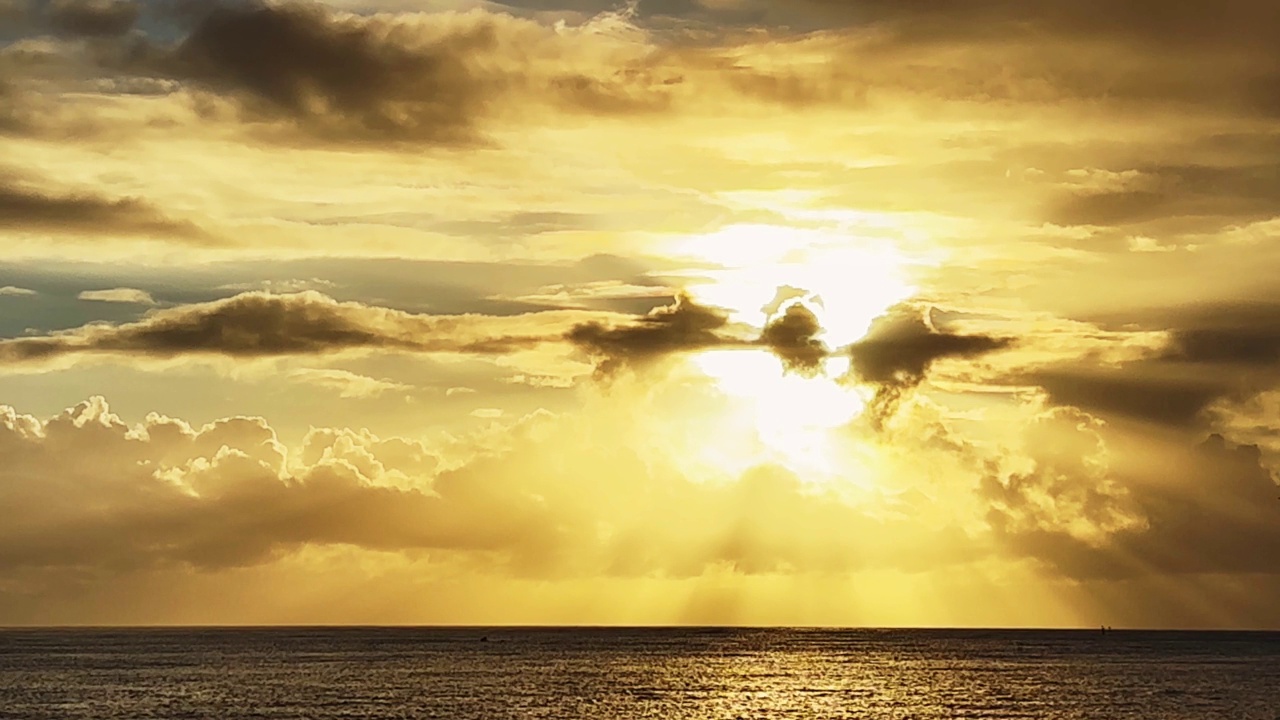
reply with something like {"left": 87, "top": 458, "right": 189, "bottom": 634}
{"left": 78, "top": 287, "right": 157, "bottom": 305}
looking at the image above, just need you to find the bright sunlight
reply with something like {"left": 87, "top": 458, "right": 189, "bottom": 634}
{"left": 666, "top": 224, "right": 918, "bottom": 484}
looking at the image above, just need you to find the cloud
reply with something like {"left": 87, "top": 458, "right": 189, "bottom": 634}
{"left": 791, "top": 0, "right": 1280, "bottom": 52}
{"left": 0, "top": 182, "right": 209, "bottom": 242}
{"left": 566, "top": 293, "right": 850, "bottom": 378}
{"left": 2, "top": 389, "right": 1275, "bottom": 625}
{"left": 566, "top": 294, "right": 747, "bottom": 376}
{"left": 1159, "top": 303, "right": 1280, "bottom": 367}
{"left": 1043, "top": 164, "right": 1280, "bottom": 231}
{"left": 986, "top": 428, "right": 1280, "bottom": 579}
{"left": 1028, "top": 301, "right": 1280, "bottom": 428}
{"left": 46, "top": 0, "right": 141, "bottom": 37}
{"left": 0, "top": 285, "right": 36, "bottom": 297}
{"left": 759, "top": 302, "right": 827, "bottom": 376}
{"left": 980, "top": 408, "right": 1143, "bottom": 546}
{"left": 78, "top": 287, "right": 157, "bottom": 305}
{"left": 113, "top": 0, "right": 682, "bottom": 145}
{"left": 0, "top": 289, "right": 840, "bottom": 378}
{"left": 0, "top": 291, "right": 608, "bottom": 366}
{"left": 707, "top": 0, "right": 1280, "bottom": 131}
{"left": 0, "top": 0, "right": 28, "bottom": 25}
{"left": 848, "top": 304, "right": 1012, "bottom": 425}
{"left": 0, "top": 397, "right": 517, "bottom": 572}
{"left": 0, "top": 396, "right": 973, "bottom": 582}
{"left": 1030, "top": 367, "right": 1230, "bottom": 429}
{"left": 498, "top": 280, "right": 674, "bottom": 312}
{"left": 155, "top": 1, "right": 495, "bottom": 145}
{"left": 287, "top": 368, "right": 411, "bottom": 399}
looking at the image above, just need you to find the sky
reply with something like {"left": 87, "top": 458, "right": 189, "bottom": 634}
{"left": 1, "top": 0, "right": 1279, "bottom": 629}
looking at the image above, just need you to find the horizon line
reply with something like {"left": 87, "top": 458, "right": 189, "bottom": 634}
{"left": 4, "top": 624, "right": 1278, "bottom": 633}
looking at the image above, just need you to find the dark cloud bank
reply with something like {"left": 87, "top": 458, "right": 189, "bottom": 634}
{"left": 1, "top": 290, "right": 1015, "bottom": 430}
{"left": 0, "top": 180, "right": 207, "bottom": 241}
{"left": 46, "top": 0, "right": 141, "bottom": 37}
{"left": 1029, "top": 301, "right": 1280, "bottom": 429}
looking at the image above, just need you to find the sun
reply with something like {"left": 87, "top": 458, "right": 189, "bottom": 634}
{"left": 665, "top": 223, "right": 918, "bottom": 347}
{"left": 663, "top": 223, "right": 919, "bottom": 483}
{"left": 689, "top": 350, "right": 870, "bottom": 482}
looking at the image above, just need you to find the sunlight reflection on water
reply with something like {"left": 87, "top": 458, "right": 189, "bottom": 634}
{"left": 2, "top": 627, "right": 1278, "bottom": 719}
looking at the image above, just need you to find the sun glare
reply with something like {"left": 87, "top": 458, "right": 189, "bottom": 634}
{"left": 690, "top": 350, "right": 872, "bottom": 484}
{"left": 667, "top": 223, "right": 918, "bottom": 347}
{"left": 664, "top": 224, "right": 918, "bottom": 482}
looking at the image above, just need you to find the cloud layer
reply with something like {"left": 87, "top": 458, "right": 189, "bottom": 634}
{"left": 0, "top": 291, "right": 601, "bottom": 364}
{"left": 2, "top": 0, "right": 1280, "bottom": 628}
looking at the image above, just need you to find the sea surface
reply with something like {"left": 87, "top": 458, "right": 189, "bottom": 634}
{"left": 1, "top": 627, "right": 1278, "bottom": 719}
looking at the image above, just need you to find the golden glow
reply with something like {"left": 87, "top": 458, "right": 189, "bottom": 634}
{"left": 667, "top": 223, "right": 918, "bottom": 347}
{"left": 8, "top": 0, "right": 1272, "bottom": 631}
{"left": 691, "top": 350, "right": 872, "bottom": 486}
{"left": 663, "top": 223, "right": 918, "bottom": 484}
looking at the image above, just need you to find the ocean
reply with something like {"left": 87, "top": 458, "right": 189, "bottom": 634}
{"left": 1, "top": 628, "right": 1277, "bottom": 719}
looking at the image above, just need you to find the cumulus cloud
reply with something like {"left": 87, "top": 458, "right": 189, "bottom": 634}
{"left": 0, "top": 396, "right": 972, "bottom": 581}
{"left": 0, "top": 397, "right": 527, "bottom": 572}
{"left": 566, "top": 294, "right": 748, "bottom": 376}
{"left": 986, "top": 428, "right": 1280, "bottom": 579}
{"left": 567, "top": 293, "right": 855, "bottom": 378}
{"left": 2, "top": 386, "right": 1277, "bottom": 625}
{"left": 759, "top": 302, "right": 827, "bottom": 376}
{"left": 980, "top": 408, "right": 1144, "bottom": 546}
{"left": 848, "top": 305, "right": 1012, "bottom": 426}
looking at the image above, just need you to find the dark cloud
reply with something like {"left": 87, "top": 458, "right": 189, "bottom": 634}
{"left": 1031, "top": 368, "right": 1231, "bottom": 429}
{"left": 147, "top": 0, "right": 497, "bottom": 145}
{"left": 0, "top": 282, "right": 850, "bottom": 379}
{"left": 118, "top": 0, "right": 681, "bottom": 145}
{"left": 548, "top": 70, "right": 680, "bottom": 115}
{"left": 723, "top": 0, "right": 1280, "bottom": 125}
{"left": 0, "top": 182, "right": 209, "bottom": 241}
{"left": 0, "top": 291, "right": 589, "bottom": 364}
{"left": 1030, "top": 301, "right": 1280, "bottom": 427}
{"left": 794, "top": 0, "right": 1280, "bottom": 51}
{"left": 850, "top": 307, "right": 1012, "bottom": 385}
{"left": 1043, "top": 165, "right": 1280, "bottom": 229}
{"left": 0, "top": 82, "right": 29, "bottom": 135}
{"left": 987, "top": 431, "right": 1280, "bottom": 580}
{"left": 567, "top": 294, "right": 744, "bottom": 376}
{"left": 848, "top": 305, "right": 1011, "bottom": 425}
{"left": 46, "top": 0, "right": 140, "bottom": 37}
{"left": 0, "top": 0, "right": 28, "bottom": 26}
{"left": 760, "top": 302, "right": 827, "bottom": 376}
{"left": 1159, "top": 303, "right": 1280, "bottom": 366}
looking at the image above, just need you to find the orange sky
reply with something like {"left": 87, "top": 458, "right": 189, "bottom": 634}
{"left": 2, "top": 0, "right": 1280, "bottom": 628}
